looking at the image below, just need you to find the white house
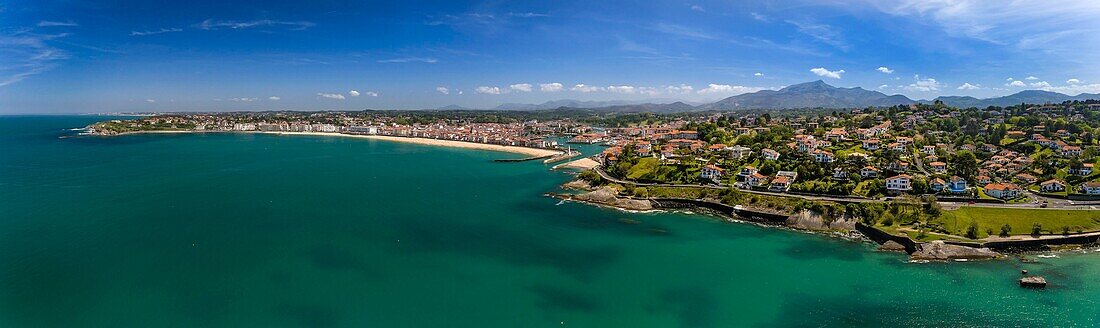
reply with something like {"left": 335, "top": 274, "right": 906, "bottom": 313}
{"left": 1040, "top": 179, "right": 1066, "bottom": 192}
{"left": 984, "top": 183, "right": 1023, "bottom": 199}
{"left": 700, "top": 165, "right": 725, "bottom": 183}
{"left": 886, "top": 174, "right": 913, "bottom": 193}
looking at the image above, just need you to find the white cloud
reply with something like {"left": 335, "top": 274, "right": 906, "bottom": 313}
{"left": 230, "top": 97, "right": 258, "bottom": 102}
{"left": 1006, "top": 77, "right": 1015, "bottom": 81}
{"left": 639, "top": 87, "right": 660, "bottom": 96}
{"left": 1006, "top": 80, "right": 1027, "bottom": 87}
{"left": 697, "top": 84, "right": 764, "bottom": 95}
{"left": 665, "top": 84, "right": 694, "bottom": 94}
{"left": 376, "top": 57, "right": 438, "bottom": 64}
{"left": 750, "top": 12, "right": 768, "bottom": 22}
{"left": 131, "top": 28, "right": 183, "bottom": 36}
{"left": 196, "top": 19, "right": 314, "bottom": 31}
{"left": 145, "top": 99, "right": 156, "bottom": 103}
{"left": 37, "top": 21, "right": 78, "bottom": 27}
{"left": 691, "top": 5, "right": 705, "bottom": 12}
{"left": 1044, "top": 83, "right": 1100, "bottom": 95}
{"left": 571, "top": 84, "right": 604, "bottom": 93}
{"left": 904, "top": 77, "right": 942, "bottom": 92}
{"left": 1067, "top": 78, "right": 1081, "bottom": 84}
{"left": 607, "top": 85, "right": 636, "bottom": 94}
{"left": 810, "top": 67, "right": 844, "bottom": 79}
{"left": 317, "top": 93, "right": 346, "bottom": 100}
{"left": 268, "top": 96, "right": 280, "bottom": 101}
{"left": 539, "top": 82, "right": 563, "bottom": 92}
{"left": 348, "top": 90, "right": 360, "bottom": 97}
{"left": 1029, "top": 81, "right": 1052, "bottom": 88}
{"left": 364, "top": 91, "right": 378, "bottom": 97}
{"left": 878, "top": 84, "right": 889, "bottom": 89}
{"left": 957, "top": 83, "right": 981, "bottom": 90}
{"left": 436, "top": 86, "right": 450, "bottom": 95}
{"left": 1025, "top": 76, "right": 1039, "bottom": 80}
{"left": 509, "top": 83, "right": 533, "bottom": 92}
{"left": 876, "top": 66, "right": 894, "bottom": 74}
{"left": 754, "top": 72, "right": 764, "bottom": 77}
{"left": 475, "top": 86, "right": 502, "bottom": 94}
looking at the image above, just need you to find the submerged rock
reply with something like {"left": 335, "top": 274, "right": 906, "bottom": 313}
{"left": 910, "top": 241, "right": 999, "bottom": 261}
{"left": 1019, "top": 276, "right": 1047, "bottom": 288}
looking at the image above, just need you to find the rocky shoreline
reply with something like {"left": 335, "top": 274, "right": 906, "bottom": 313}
{"left": 556, "top": 178, "right": 1003, "bottom": 262}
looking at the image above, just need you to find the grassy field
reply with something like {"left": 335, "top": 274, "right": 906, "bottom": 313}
{"left": 626, "top": 157, "right": 660, "bottom": 180}
{"left": 941, "top": 206, "right": 1100, "bottom": 238}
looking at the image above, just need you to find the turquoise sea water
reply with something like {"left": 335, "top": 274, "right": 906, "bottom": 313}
{"left": 1, "top": 116, "right": 1099, "bottom": 327}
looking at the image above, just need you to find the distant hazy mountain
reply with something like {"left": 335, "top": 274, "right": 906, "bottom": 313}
{"left": 436, "top": 104, "right": 472, "bottom": 110}
{"left": 700, "top": 80, "right": 915, "bottom": 110}
{"left": 932, "top": 90, "right": 1100, "bottom": 108}
{"left": 493, "top": 99, "right": 665, "bottom": 111}
{"left": 574, "top": 101, "right": 696, "bottom": 113}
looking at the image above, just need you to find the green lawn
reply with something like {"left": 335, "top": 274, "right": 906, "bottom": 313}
{"left": 626, "top": 157, "right": 660, "bottom": 180}
{"left": 941, "top": 206, "right": 1100, "bottom": 238}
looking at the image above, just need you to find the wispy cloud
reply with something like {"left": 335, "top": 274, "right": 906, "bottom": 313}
{"left": 436, "top": 86, "right": 450, "bottom": 94}
{"left": 196, "top": 19, "right": 315, "bottom": 31}
{"left": 0, "top": 30, "right": 69, "bottom": 86}
{"left": 376, "top": 57, "right": 438, "bottom": 64}
{"left": 652, "top": 23, "right": 716, "bottom": 40}
{"left": 131, "top": 28, "right": 183, "bottom": 36}
{"left": 697, "top": 84, "right": 766, "bottom": 95}
{"left": 786, "top": 20, "right": 849, "bottom": 51}
{"left": 876, "top": 66, "right": 894, "bottom": 74}
{"left": 571, "top": 84, "right": 604, "bottom": 93}
{"left": 317, "top": 93, "right": 345, "bottom": 100}
{"left": 903, "top": 76, "right": 942, "bottom": 92}
{"left": 37, "top": 21, "right": 78, "bottom": 27}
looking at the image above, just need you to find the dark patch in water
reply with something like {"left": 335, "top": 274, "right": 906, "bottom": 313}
{"left": 274, "top": 303, "right": 341, "bottom": 328}
{"left": 779, "top": 238, "right": 865, "bottom": 262}
{"left": 527, "top": 284, "right": 603, "bottom": 313}
{"left": 651, "top": 286, "right": 719, "bottom": 328}
{"left": 761, "top": 290, "right": 1068, "bottom": 327}
{"left": 394, "top": 220, "right": 623, "bottom": 281}
{"left": 305, "top": 246, "right": 368, "bottom": 271}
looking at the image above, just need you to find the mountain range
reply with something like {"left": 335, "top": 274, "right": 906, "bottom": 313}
{"left": 441, "top": 81, "right": 1100, "bottom": 112}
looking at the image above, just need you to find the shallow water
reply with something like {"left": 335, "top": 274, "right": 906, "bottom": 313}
{"left": 1, "top": 116, "right": 1097, "bottom": 327}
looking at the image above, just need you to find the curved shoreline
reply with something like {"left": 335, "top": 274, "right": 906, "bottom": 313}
{"left": 102, "top": 130, "right": 564, "bottom": 157}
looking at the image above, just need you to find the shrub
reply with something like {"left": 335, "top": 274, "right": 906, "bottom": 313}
{"left": 999, "top": 224, "right": 1011, "bottom": 237}
{"left": 1031, "top": 223, "right": 1042, "bottom": 236}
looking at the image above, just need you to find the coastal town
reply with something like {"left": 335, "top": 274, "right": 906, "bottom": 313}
{"left": 89, "top": 100, "right": 1100, "bottom": 253}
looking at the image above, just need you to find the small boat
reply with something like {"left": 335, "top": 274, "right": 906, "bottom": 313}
{"left": 954, "top": 258, "right": 969, "bottom": 262}
{"left": 1037, "top": 254, "right": 1059, "bottom": 258}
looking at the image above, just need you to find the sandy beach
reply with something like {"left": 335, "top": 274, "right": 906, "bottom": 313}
{"left": 111, "top": 130, "right": 562, "bottom": 157}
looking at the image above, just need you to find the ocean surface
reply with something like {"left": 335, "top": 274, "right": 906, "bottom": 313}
{"left": 1, "top": 115, "right": 1099, "bottom": 327}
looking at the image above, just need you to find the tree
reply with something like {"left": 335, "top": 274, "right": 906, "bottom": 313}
{"left": 950, "top": 150, "right": 979, "bottom": 181}
{"left": 999, "top": 224, "right": 1012, "bottom": 237}
{"left": 965, "top": 220, "right": 980, "bottom": 239}
{"left": 1031, "top": 222, "right": 1043, "bottom": 236}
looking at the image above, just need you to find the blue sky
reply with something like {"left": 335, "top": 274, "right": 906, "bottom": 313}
{"left": 2, "top": 0, "right": 1099, "bottom": 113}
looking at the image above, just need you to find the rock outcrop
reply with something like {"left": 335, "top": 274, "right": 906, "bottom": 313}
{"left": 572, "top": 186, "right": 652, "bottom": 211}
{"left": 877, "top": 240, "right": 907, "bottom": 252}
{"left": 561, "top": 179, "right": 592, "bottom": 190}
{"left": 786, "top": 210, "right": 857, "bottom": 231}
{"left": 909, "top": 241, "right": 999, "bottom": 261}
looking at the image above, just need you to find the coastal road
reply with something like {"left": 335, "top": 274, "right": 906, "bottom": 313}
{"left": 592, "top": 166, "right": 1100, "bottom": 210}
